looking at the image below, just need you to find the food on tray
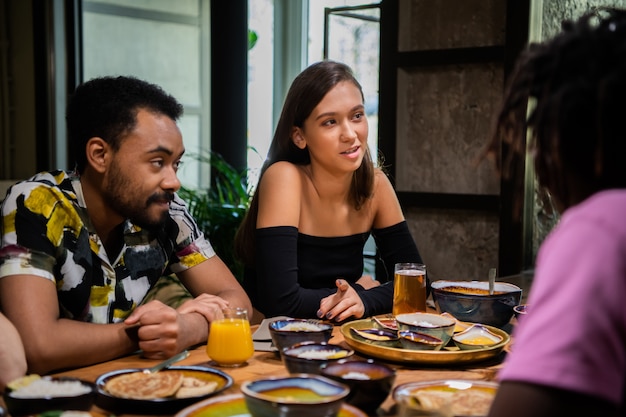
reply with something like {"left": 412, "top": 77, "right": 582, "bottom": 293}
{"left": 104, "top": 370, "right": 219, "bottom": 400}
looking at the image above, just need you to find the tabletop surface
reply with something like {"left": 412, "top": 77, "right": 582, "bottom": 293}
{"left": 29, "top": 317, "right": 509, "bottom": 417}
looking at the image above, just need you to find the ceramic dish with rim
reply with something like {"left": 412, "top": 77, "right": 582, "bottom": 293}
{"left": 268, "top": 319, "right": 334, "bottom": 355}
{"left": 398, "top": 330, "right": 444, "bottom": 351}
{"left": 320, "top": 359, "right": 396, "bottom": 414}
{"left": 174, "top": 393, "right": 367, "bottom": 417}
{"left": 393, "top": 379, "right": 499, "bottom": 417}
{"left": 341, "top": 319, "right": 510, "bottom": 365}
{"left": 395, "top": 312, "right": 456, "bottom": 346}
{"left": 513, "top": 304, "right": 529, "bottom": 318}
{"left": 282, "top": 342, "right": 355, "bottom": 374}
{"left": 95, "top": 365, "right": 233, "bottom": 415}
{"left": 432, "top": 280, "right": 522, "bottom": 328}
{"left": 372, "top": 315, "right": 398, "bottom": 331}
{"left": 349, "top": 327, "right": 400, "bottom": 348}
{"left": 452, "top": 324, "right": 504, "bottom": 350}
{"left": 240, "top": 375, "right": 350, "bottom": 417}
{"left": 3, "top": 376, "right": 96, "bottom": 417}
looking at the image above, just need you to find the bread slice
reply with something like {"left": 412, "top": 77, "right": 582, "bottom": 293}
{"left": 174, "top": 377, "right": 218, "bottom": 398}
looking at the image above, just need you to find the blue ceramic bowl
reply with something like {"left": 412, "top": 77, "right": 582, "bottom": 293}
{"left": 431, "top": 280, "right": 522, "bottom": 328}
{"left": 320, "top": 359, "right": 396, "bottom": 414}
{"left": 241, "top": 374, "right": 350, "bottom": 417}
{"left": 513, "top": 304, "right": 529, "bottom": 318}
{"left": 269, "top": 319, "right": 333, "bottom": 355}
{"left": 282, "top": 342, "right": 354, "bottom": 375}
{"left": 395, "top": 312, "right": 455, "bottom": 346}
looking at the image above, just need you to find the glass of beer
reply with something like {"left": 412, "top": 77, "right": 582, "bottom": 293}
{"left": 206, "top": 307, "right": 254, "bottom": 367}
{"left": 393, "top": 263, "right": 427, "bottom": 315}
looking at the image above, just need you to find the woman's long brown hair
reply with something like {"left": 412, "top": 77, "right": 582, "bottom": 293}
{"left": 234, "top": 61, "right": 375, "bottom": 266}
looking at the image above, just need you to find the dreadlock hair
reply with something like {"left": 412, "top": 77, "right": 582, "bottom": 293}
{"left": 234, "top": 61, "right": 375, "bottom": 267}
{"left": 485, "top": 7, "right": 626, "bottom": 212}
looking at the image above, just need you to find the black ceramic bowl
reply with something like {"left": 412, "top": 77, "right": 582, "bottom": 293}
{"left": 321, "top": 359, "right": 396, "bottom": 414}
{"left": 241, "top": 374, "right": 350, "bottom": 417}
{"left": 282, "top": 342, "right": 354, "bottom": 375}
{"left": 3, "top": 377, "right": 96, "bottom": 417}
{"left": 431, "top": 280, "right": 522, "bottom": 328}
{"left": 269, "top": 319, "right": 333, "bottom": 355}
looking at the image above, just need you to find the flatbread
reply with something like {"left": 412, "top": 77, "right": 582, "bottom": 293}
{"left": 104, "top": 371, "right": 184, "bottom": 399}
{"left": 174, "top": 377, "right": 218, "bottom": 398}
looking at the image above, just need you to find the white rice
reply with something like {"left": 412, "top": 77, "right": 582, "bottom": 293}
{"left": 341, "top": 371, "right": 370, "bottom": 380}
{"left": 414, "top": 321, "right": 437, "bottom": 327}
{"left": 295, "top": 349, "right": 347, "bottom": 359}
{"left": 10, "top": 378, "right": 91, "bottom": 399}
{"left": 280, "top": 322, "right": 323, "bottom": 332}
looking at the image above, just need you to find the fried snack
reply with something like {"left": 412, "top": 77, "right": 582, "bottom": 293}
{"left": 104, "top": 371, "right": 184, "bottom": 399}
{"left": 174, "top": 377, "right": 218, "bottom": 398}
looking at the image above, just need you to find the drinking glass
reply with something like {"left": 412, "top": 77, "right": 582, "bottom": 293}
{"left": 393, "top": 263, "right": 427, "bottom": 315}
{"left": 206, "top": 307, "right": 253, "bottom": 367}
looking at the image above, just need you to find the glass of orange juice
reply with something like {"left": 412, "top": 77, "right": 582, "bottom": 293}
{"left": 206, "top": 307, "right": 253, "bottom": 367}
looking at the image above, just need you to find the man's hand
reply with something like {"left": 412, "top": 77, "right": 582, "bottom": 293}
{"left": 317, "top": 279, "right": 366, "bottom": 322}
{"left": 124, "top": 300, "right": 202, "bottom": 359}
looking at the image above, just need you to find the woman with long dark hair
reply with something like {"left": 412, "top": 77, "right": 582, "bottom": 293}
{"left": 235, "top": 61, "right": 424, "bottom": 322}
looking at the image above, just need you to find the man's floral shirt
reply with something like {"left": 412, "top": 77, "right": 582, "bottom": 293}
{"left": 0, "top": 171, "right": 215, "bottom": 323}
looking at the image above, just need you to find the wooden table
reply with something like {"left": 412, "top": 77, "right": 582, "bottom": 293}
{"left": 41, "top": 322, "right": 507, "bottom": 417}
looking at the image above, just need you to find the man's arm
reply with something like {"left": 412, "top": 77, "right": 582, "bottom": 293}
{"left": 175, "top": 255, "right": 253, "bottom": 331}
{"left": 0, "top": 275, "right": 138, "bottom": 374}
{"left": 0, "top": 312, "right": 27, "bottom": 390}
{"left": 123, "top": 255, "right": 251, "bottom": 360}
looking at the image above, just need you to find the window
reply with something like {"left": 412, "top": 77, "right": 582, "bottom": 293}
{"left": 247, "top": 0, "right": 380, "bottom": 188}
{"left": 81, "top": 0, "right": 210, "bottom": 189}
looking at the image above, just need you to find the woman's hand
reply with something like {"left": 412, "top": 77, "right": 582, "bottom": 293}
{"left": 317, "top": 279, "right": 366, "bottom": 322}
{"left": 177, "top": 293, "right": 229, "bottom": 323}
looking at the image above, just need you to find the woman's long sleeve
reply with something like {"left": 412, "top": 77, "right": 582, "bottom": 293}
{"left": 357, "top": 221, "right": 425, "bottom": 318}
{"left": 251, "top": 226, "right": 336, "bottom": 318}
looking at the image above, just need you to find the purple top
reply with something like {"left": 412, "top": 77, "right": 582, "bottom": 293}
{"left": 499, "top": 190, "right": 626, "bottom": 406}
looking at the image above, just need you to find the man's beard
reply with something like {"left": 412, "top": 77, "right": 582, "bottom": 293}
{"left": 104, "top": 163, "right": 173, "bottom": 230}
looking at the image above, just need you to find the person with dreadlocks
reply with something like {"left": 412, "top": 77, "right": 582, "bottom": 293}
{"left": 486, "top": 8, "right": 626, "bottom": 417}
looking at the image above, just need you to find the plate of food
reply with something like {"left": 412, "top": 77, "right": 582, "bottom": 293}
{"left": 393, "top": 379, "right": 498, "bottom": 416}
{"left": 175, "top": 393, "right": 367, "bottom": 417}
{"left": 3, "top": 375, "right": 96, "bottom": 417}
{"left": 95, "top": 365, "right": 233, "bottom": 415}
{"left": 341, "top": 319, "right": 509, "bottom": 365}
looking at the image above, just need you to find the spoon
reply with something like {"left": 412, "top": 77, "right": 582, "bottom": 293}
{"left": 144, "top": 350, "right": 190, "bottom": 374}
{"left": 488, "top": 268, "right": 496, "bottom": 295}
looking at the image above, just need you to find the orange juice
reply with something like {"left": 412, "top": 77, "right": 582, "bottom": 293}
{"left": 393, "top": 264, "right": 427, "bottom": 315}
{"left": 206, "top": 309, "right": 253, "bottom": 367}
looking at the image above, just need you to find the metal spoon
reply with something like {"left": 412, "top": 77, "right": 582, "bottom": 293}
{"left": 488, "top": 268, "right": 497, "bottom": 295}
{"left": 143, "top": 350, "right": 190, "bottom": 374}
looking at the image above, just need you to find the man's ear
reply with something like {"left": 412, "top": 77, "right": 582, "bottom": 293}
{"left": 291, "top": 127, "right": 306, "bottom": 150}
{"left": 85, "top": 137, "right": 110, "bottom": 174}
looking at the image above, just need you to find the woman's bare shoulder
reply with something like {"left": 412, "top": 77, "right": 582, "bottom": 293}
{"left": 262, "top": 161, "right": 304, "bottom": 183}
